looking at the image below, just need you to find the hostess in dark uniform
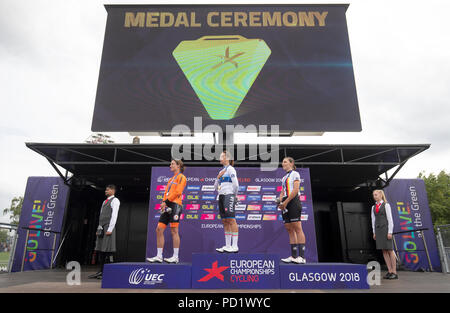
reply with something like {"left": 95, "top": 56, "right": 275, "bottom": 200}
{"left": 88, "top": 184, "right": 120, "bottom": 279}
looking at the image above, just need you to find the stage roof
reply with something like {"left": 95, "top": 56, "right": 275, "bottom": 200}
{"left": 25, "top": 143, "right": 430, "bottom": 189}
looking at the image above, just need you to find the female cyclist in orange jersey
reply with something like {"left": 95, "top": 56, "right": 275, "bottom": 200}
{"left": 147, "top": 159, "right": 187, "bottom": 264}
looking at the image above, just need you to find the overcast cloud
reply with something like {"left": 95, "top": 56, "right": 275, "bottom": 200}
{"left": 1, "top": 0, "right": 449, "bottom": 223}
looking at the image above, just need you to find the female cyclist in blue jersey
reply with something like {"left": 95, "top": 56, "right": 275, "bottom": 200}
{"left": 278, "top": 157, "right": 306, "bottom": 264}
{"left": 214, "top": 150, "right": 239, "bottom": 253}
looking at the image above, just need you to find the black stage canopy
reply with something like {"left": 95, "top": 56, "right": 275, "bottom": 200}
{"left": 25, "top": 143, "right": 430, "bottom": 190}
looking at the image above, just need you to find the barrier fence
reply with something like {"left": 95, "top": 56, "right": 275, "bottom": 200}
{"left": 0, "top": 223, "right": 18, "bottom": 273}
{"left": 436, "top": 224, "right": 450, "bottom": 273}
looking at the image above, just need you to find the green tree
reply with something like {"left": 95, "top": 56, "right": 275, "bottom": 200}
{"left": 0, "top": 230, "right": 7, "bottom": 243}
{"left": 3, "top": 196, "right": 23, "bottom": 225}
{"left": 418, "top": 170, "right": 450, "bottom": 226}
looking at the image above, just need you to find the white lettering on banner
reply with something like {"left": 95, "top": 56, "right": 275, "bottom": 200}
{"left": 247, "top": 214, "right": 262, "bottom": 221}
{"left": 129, "top": 268, "right": 165, "bottom": 286}
{"left": 201, "top": 223, "right": 262, "bottom": 229}
{"left": 229, "top": 259, "right": 276, "bottom": 275}
{"left": 409, "top": 186, "right": 423, "bottom": 228}
{"left": 288, "top": 272, "right": 361, "bottom": 282}
{"left": 202, "top": 185, "right": 216, "bottom": 191}
{"left": 44, "top": 184, "right": 59, "bottom": 237}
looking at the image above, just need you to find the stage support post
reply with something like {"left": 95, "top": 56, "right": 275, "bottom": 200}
{"left": 420, "top": 230, "right": 433, "bottom": 272}
{"left": 21, "top": 230, "right": 30, "bottom": 272}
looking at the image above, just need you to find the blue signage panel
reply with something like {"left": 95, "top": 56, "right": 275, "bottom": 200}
{"left": 192, "top": 253, "right": 279, "bottom": 289}
{"left": 101, "top": 263, "right": 192, "bottom": 289}
{"left": 280, "top": 263, "right": 369, "bottom": 289}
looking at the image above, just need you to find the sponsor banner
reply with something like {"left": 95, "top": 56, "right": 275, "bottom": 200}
{"left": 280, "top": 263, "right": 369, "bottom": 289}
{"left": 262, "top": 195, "right": 276, "bottom": 201}
{"left": 185, "top": 204, "right": 200, "bottom": 210}
{"left": 247, "top": 214, "right": 262, "bottom": 221}
{"left": 247, "top": 186, "right": 261, "bottom": 192}
{"left": 202, "top": 185, "right": 216, "bottom": 192}
{"left": 263, "top": 214, "right": 277, "bottom": 221}
{"left": 102, "top": 263, "right": 191, "bottom": 289}
{"left": 237, "top": 195, "right": 247, "bottom": 202}
{"left": 384, "top": 179, "right": 441, "bottom": 272}
{"left": 247, "top": 205, "right": 262, "bottom": 211}
{"left": 263, "top": 205, "right": 277, "bottom": 211}
{"left": 247, "top": 195, "right": 262, "bottom": 201}
{"left": 147, "top": 167, "right": 317, "bottom": 263}
{"left": 12, "top": 177, "right": 69, "bottom": 272}
{"left": 192, "top": 253, "right": 279, "bottom": 289}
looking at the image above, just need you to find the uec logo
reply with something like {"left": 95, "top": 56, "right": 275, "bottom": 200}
{"left": 129, "top": 268, "right": 146, "bottom": 285}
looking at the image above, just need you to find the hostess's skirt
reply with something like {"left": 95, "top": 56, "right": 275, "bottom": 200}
{"left": 375, "top": 225, "right": 394, "bottom": 250}
{"left": 94, "top": 226, "right": 116, "bottom": 252}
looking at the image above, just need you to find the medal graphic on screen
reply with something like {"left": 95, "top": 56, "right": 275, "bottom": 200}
{"left": 172, "top": 35, "right": 271, "bottom": 120}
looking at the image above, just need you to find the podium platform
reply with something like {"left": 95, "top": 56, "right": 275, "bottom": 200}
{"left": 101, "top": 254, "right": 369, "bottom": 289}
{"left": 101, "top": 262, "right": 191, "bottom": 289}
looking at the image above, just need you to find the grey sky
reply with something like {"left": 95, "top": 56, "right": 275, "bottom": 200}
{"left": 1, "top": 0, "right": 449, "bottom": 223}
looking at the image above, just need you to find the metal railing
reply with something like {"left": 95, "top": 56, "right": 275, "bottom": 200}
{"left": 20, "top": 227, "right": 61, "bottom": 272}
{"left": 436, "top": 224, "right": 450, "bottom": 273}
{"left": 0, "top": 223, "right": 18, "bottom": 273}
{"left": 392, "top": 228, "right": 433, "bottom": 271}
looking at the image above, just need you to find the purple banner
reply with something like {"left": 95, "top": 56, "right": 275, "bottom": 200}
{"left": 384, "top": 179, "right": 441, "bottom": 272}
{"left": 146, "top": 167, "right": 318, "bottom": 263}
{"left": 11, "top": 177, "right": 69, "bottom": 272}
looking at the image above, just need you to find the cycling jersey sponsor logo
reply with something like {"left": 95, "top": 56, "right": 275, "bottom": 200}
{"left": 202, "top": 185, "right": 216, "bottom": 192}
{"left": 247, "top": 214, "right": 262, "bottom": 221}
{"left": 247, "top": 205, "right": 261, "bottom": 211}
{"left": 247, "top": 186, "right": 261, "bottom": 192}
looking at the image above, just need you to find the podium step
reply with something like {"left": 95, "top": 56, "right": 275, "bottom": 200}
{"left": 101, "top": 257, "right": 370, "bottom": 289}
{"left": 101, "top": 262, "right": 191, "bottom": 289}
{"left": 280, "top": 263, "right": 369, "bottom": 289}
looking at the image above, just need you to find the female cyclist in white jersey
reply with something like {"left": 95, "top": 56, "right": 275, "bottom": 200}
{"left": 214, "top": 151, "right": 239, "bottom": 253}
{"left": 278, "top": 157, "right": 306, "bottom": 264}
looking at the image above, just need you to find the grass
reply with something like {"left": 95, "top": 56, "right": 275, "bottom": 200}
{"left": 0, "top": 251, "right": 10, "bottom": 264}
